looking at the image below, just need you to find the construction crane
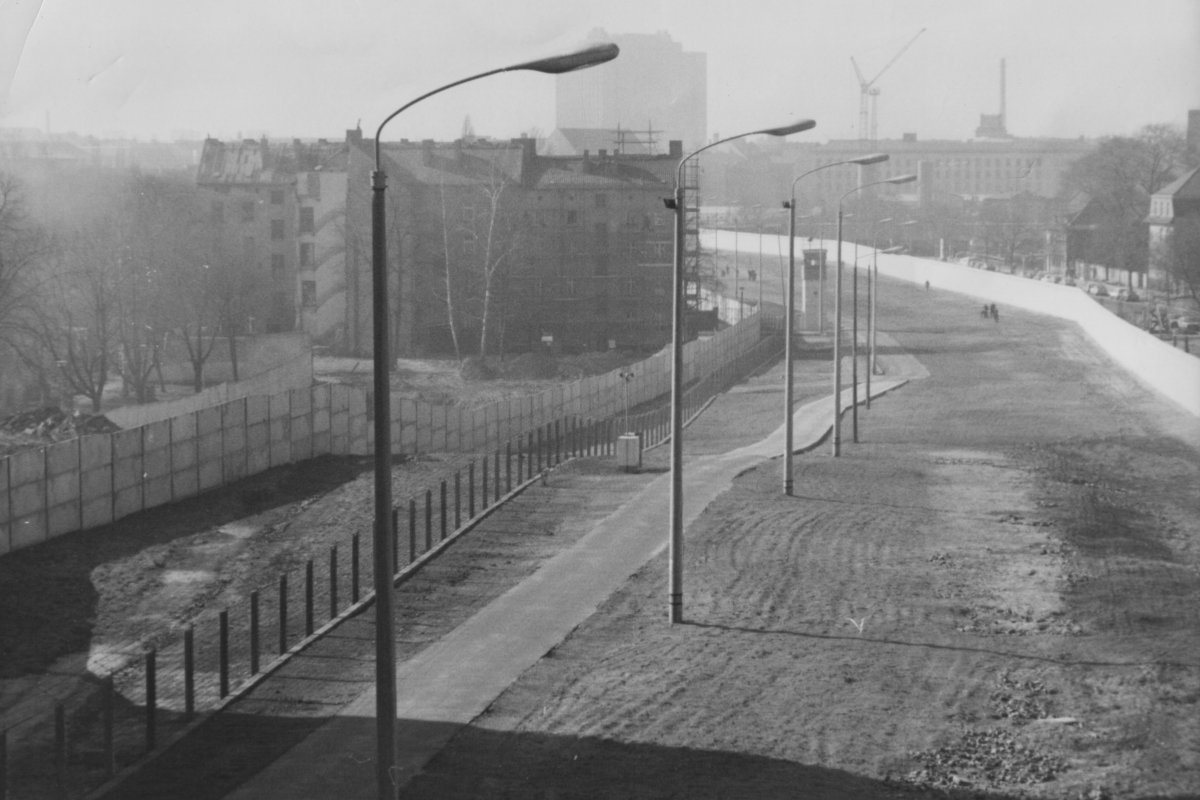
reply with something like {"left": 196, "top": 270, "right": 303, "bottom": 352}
{"left": 851, "top": 28, "right": 925, "bottom": 141}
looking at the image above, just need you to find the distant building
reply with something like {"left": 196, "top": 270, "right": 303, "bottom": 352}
{"left": 342, "top": 131, "right": 680, "bottom": 357}
{"left": 728, "top": 134, "right": 1096, "bottom": 211}
{"left": 195, "top": 137, "right": 348, "bottom": 338}
{"left": 1146, "top": 165, "right": 1200, "bottom": 291}
{"left": 555, "top": 29, "right": 706, "bottom": 153}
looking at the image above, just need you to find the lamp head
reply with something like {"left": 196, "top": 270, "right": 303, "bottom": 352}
{"left": 850, "top": 153, "right": 889, "bottom": 166}
{"left": 761, "top": 119, "right": 817, "bottom": 137}
{"left": 885, "top": 173, "right": 918, "bottom": 185}
{"left": 512, "top": 43, "right": 619, "bottom": 74}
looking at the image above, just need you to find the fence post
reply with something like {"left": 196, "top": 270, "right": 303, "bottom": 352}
{"left": 351, "top": 534, "right": 360, "bottom": 603}
{"left": 146, "top": 649, "right": 157, "bottom": 752}
{"left": 482, "top": 457, "right": 489, "bottom": 510}
{"left": 219, "top": 610, "right": 230, "bottom": 698}
{"left": 494, "top": 450, "right": 501, "bottom": 502}
{"left": 469, "top": 462, "right": 476, "bottom": 518}
{"left": 555, "top": 419, "right": 561, "bottom": 464}
{"left": 454, "top": 471, "right": 462, "bottom": 529}
{"left": 250, "top": 591, "right": 260, "bottom": 675}
{"left": 440, "top": 481, "right": 447, "bottom": 541}
{"left": 527, "top": 433, "right": 534, "bottom": 479}
{"left": 424, "top": 489, "right": 433, "bottom": 550}
{"left": 55, "top": 703, "right": 65, "bottom": 792}
{"left": 505, "top": 443, "right": 512, "bottom": 493}
{"left": 329, "top": 545, "right": 338, "bottom": 620}
{"left": 305, "top": 560, "right": 314, "bottom": 637}
{"left": 391, "top": 507, "right": 400, "bottom": 573}
{"left": 408, "top": 498, "right": 417, "bottom": 562}
{"left": 103, "top": 674, "right": 115, "bottom": 777}
{"left": 184, "top": 626, "right": 195, "bottom": 718}
{"left": 0, "top": 729, "right": 7, "bottom": 800}
{"left": 537, "top": 428, "right": 543, "bottom": 472}
{"left": 278, "top": 574, "right": 288, "bottom": 654}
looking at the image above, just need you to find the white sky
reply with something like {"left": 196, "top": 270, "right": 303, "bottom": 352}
{"left": 2, "top": 0, "right": 1198, "bottom": 144}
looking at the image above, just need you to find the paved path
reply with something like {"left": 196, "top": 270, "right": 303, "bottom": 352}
{"left": 221, "top": 374, "right": 909, "bottom": 799}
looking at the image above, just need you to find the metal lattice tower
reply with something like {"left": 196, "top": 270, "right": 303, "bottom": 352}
{"left": 681, "top": 158, "right": 703, "bottom": 314}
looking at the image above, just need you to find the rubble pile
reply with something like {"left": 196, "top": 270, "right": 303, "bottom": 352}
{"left": 904, "top": 728, "right": 1065, "bottom": 791}
{"left": 989, "top": 671, "right": 1052, "bottom": 723}
{"left": 0, "top": 406, "right": 121, "bottom": 443}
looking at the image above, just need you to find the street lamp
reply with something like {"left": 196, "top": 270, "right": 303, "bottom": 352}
{"left": 861, "top": 216, "right": 890, "bottom": 413}
{"left": 779, "top": 153, "right": 886, "bottom": 495}
{"left": 863, "top": 242, "right": 902, "bottom": 409}
{"left": 368, "top": 41, "right": 617, "bottom": 799}
{"left": 665, "top": 118, "right": 817, "bottom": 623}
{"left": 833, "top": 173, "right": 916, "bottom": 456}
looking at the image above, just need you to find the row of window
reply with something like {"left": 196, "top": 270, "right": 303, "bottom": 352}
{"left": 211, "top": 201, "right": 316, "bottom": 232}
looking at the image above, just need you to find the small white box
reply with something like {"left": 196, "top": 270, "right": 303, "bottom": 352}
{"left": 618, "top": 432, "right": 642, "bottom": 473}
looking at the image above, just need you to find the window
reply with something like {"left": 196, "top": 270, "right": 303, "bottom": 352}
{"left": 300, "top": 243, "right": 314, "bottom": 267}
{"left": 241, "top": 201, "right": 255, "bottom": 222}
{"left": 301, "top": 280, "right": 317, "bottom": 307}
{"left": 271, "top": 219, "right": 284, "bottom": 240}
{"left": 299, "top": 207, "right": 314, "bottom": 234}
{"left": 270, "top": 189, "right": 284, "bottom": 205}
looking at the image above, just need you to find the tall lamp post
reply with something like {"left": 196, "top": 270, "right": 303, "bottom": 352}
{"left": 368, "top": 42, "right": 617, "bottom": 798}
{"left": 865, "top": 217, "right": 892, "bottom": 411}
{"left": 863, "top": 242, "right": 901, "bottom": 408}
{"left": 833, "top": 173, "right": 916, "bottom": 456}
{"left": 665, "top": 119, "right": 816, "bottom": 622}
{"left": 780, "top": 153, "right": 886, "bottom": 495}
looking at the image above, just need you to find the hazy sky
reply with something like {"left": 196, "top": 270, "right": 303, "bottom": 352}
{"left": 2, "top": 0, "right": 1198, "bottom": 144}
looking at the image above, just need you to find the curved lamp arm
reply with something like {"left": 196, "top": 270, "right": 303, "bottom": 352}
{"left": 839, "top": 172, "right": 918, "bottom": 205}
{"left": 788, "top": 152, "right": 889, "bottom": 203}
{"left": 676, "top": 119, "right": 816, "bottom": 189}
{"left": 374, "top": 43, "right": 619, "bottom": 168}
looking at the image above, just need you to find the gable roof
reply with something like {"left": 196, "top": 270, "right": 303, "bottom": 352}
{"left": 1151, "top": 165, "right": 1200, "bottom": 200}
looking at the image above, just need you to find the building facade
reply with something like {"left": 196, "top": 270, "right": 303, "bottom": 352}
{"left": 196, "top": 137, "right": 348, "bottom": 340}
{"left": 342, "top": 132, "right": 680, "bottom": 358}
{"left": 723, "top": 134, "right": 1095, "bottom": 212}
{"left": 1146, "top": 165, "right": 1200, "bottom": 291}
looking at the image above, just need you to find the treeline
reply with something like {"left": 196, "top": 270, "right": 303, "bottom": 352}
{"left": 0, "top": 168, "right": 261, "bottom": 414}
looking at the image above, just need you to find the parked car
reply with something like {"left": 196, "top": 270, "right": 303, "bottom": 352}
{"left": 1087, "top": 283, "right": 1109, "bottom": 297}
{"left": 1114, "top": 287, "right": 1140, "bottom": 301}
{"left": 1171, "top": 315, "right": 1199, "bottom": 334}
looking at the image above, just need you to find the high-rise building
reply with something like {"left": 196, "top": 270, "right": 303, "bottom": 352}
{"left": 554, "top": 29, "right": 706, "bottom": 154}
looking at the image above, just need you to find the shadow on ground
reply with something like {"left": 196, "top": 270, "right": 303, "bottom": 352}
{"left": 0, "top": 455, "right": 370, "bottom": 677}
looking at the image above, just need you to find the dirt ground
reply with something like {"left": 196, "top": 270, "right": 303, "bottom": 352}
{"left": 5, "top": 278, "right": 1200, "bottom": 799}
{"left": 400, "top": 281, "right": 1200, "bottom": 799}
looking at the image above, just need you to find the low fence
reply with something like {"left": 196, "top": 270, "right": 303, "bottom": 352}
{"left": 0, "top": 419, "right": 610, "bottom": 800}
{"left": 0, "top": 317, "right": 784, "bottom": 800}
{"left": 0, "top": 316, "right": 765, "bottom": 557}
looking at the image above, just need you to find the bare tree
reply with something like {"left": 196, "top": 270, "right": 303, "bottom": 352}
{"left": 438, "top": 176, "right": 465, "bottom": 361}
{"left": 1063, "top": 123, "right": 1189, "bottom": 281}
{"left": 434, "top": 161, "right": 521, "bottom": 364}
{"left": 0, "top": 173, "right": 46, "bottom": 363}
{"left": 474, "top": 167, "right": 521, "bottom": 360}
{"left": 33, "top": 221, "right": 123, "bottom": 412}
